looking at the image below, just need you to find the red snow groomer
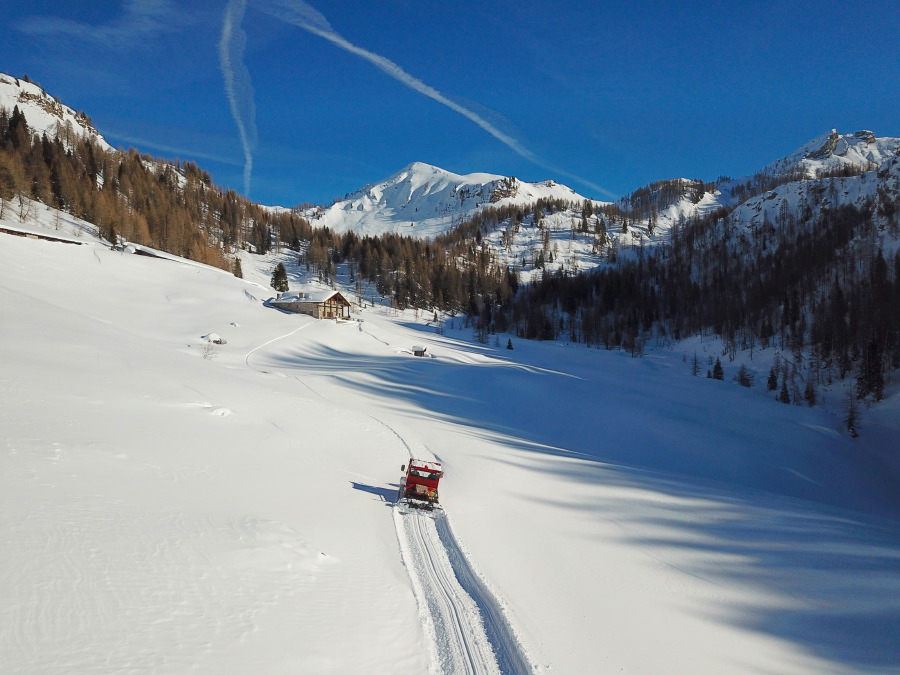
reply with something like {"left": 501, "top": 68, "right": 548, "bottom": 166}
{"left": 398, "top": 458, "right": 443, "bottom": 510}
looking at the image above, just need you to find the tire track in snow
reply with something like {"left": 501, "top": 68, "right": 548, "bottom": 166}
{"left": 332, "top": 413, "right": 531, "bottom": 671}
{"left": 243, "top": 320, "right": 313, "bottom": 369}
{"left": 433, "top": 516, "right": 533, "bottom": 675}
{"left": 395, "top": 507, "right": 500, "bottom": 675}
{"left": 244, "top": 323, "right": 531, "bottom": 673}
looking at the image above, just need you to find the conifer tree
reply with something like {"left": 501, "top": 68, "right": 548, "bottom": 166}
{"left": 856, "top": 336, "right": 885, "bottom": 401}
{"left": 845, "top": 393, "right": 859, "bottom": 437}
{"left": 712, "top": 357, "right": 724, "bottom": 380}
{"left": 271, "top": 262, "right": 289, "bottom": 292}
{"left": 804, "top": 379, "right": 816, "bottom": 407}
{"left": 767, "top": 366, "right": 778, "bottom": 391}
{"left": 778, "top": 378, "right": 791, "bottom": 404}
{"left": 734, "top": 364, "right": 753, "bottom": 387}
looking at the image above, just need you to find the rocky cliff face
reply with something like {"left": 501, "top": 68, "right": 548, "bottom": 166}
{"left": 0, "top": 74, "right": 111, "bottom": 151}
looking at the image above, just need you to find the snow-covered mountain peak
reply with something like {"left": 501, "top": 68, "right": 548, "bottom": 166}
{"left": 0, "top": 73, "right": 112, "bottom": 151}
{"left": 762, "top": 129, "right": 900, "bottom": 180}
{"left": 397, "top": 161, "right": 463, "bottom": 180}
{"left": 304, "top": 162, "right": 592, "bottom": 239}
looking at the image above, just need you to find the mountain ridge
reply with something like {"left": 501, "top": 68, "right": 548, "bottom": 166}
{"left": 2, "top": 71, "right": 898, "bottom": 411}
{"left": 299, "top": 130, "right": 900, "bottom": 243}
{"left": 3, "top": 69, "right": 897, "bottom": 248}
{"left": 0, "top": 74, "right": 110, "bottom": 152}
{"left": 300, "top": 160, "right": 590, "bottom": 239}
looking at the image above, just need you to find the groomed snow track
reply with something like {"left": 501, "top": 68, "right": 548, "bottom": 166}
{"left": 394, "top": 507, "right": 532, "bottom": 675}
{"left": 245, "top": 327, "right": 531, "bottom": 673}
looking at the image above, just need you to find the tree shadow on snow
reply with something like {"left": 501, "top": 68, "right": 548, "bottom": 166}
{"left": 258, "top": 340, "right": 900, "bottom": 672}
{"left": 503, "top": 452, "right": 900, "bottom": 671}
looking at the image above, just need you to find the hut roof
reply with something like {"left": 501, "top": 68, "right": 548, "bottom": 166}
{"left": 272, "top": 288, "right": 348, "bottom": 304}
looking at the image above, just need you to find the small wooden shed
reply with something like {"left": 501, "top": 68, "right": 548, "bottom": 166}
{"left": 271, "top": 289, "right": 351, "bottom": 319}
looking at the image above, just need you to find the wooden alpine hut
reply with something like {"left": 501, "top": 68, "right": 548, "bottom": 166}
{"left": 271, "top": 288, "right": 351, "bottom": 319}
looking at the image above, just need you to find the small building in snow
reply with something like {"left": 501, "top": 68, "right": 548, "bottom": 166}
{"left": 271, "top": 289, "right": 351, "bottom": 319}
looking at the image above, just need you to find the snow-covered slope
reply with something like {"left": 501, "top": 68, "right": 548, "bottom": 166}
{"left": 3, "top": 204, "right": 900, "bottom": 674}
{"left": 760, "top": 129, "right": 900, "bottom": 180}
{"left": 295, "top": 130, "right": 899, "bottom": 284}
{"left": 303, "top": 161, "right": 592, "bottom": 239}
{"left": 611, "top": 130, "right": 900, "bottom": 246}
{"left": 724, "top": 141, "right": 900, "bottom": 249}
{"left": 0, "top": 74, "right": 111, "bottom": 151}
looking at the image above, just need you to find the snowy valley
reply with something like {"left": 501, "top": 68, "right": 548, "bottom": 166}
{"left": 2, "top": 71, "right": 900, "bottom": 674}
{"left": 2, "top": 202, "right": 900, "bottom": 674}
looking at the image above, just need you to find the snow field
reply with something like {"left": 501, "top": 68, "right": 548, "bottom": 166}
{"left": 0, "top": 231, "right": 430, "bottom": 673}
{"left": 2, "top": 209, "right": 900, "bottom": 674}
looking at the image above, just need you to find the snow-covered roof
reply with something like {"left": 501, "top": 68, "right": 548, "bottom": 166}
{"left": 272, "top": 288, "right": 347, "bottom": 304}
{"left": 409, "top": 459, "right": 442, "bottom": 473}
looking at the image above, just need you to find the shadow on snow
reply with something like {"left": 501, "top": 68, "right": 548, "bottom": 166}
{"left": 351, "top": 481, "right": 400, "bottom": 506}
{"left": 261, "top": 338, "right": 900, "bottom": 671}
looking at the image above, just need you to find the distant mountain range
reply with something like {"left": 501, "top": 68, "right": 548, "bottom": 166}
{"left": 4, "top": 71, "right": 897, "bottom": 250}
{"left": 293, "top": 136, "right": 898, "bottom": 264}
{"left": 301, "top": 128, "right": 900, "bottom": 248}
{"left": 757, "top": 129, "right": 899, "bottom": 180}
{"left": 3, "top": 71, "right": 899, "bottom": 405}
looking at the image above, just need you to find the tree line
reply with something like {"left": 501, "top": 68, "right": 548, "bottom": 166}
{"left": 0, "top": 104, "right": 312, "bottom": 274}
{"left": 489, "top": 200, "right": 899, "bottom": 407}
{"left": 4, "top": 97, "right": 898, "bottom": 409}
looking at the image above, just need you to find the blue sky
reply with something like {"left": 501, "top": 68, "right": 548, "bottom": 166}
{"left": 2, "top": 0, "right": 897, "bottom": 206}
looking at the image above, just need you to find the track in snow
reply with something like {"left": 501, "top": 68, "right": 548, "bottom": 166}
{"left": 394, "top": 507, "right": 532, "bottom": 675}
{"left": 433, "top": 516, "right": 532, "bottom": 675}
{"left": 244, "top": 328, "right": 530, "bottom": 672}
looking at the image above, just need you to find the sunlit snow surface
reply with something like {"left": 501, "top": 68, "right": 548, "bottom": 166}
{"left": 301, "top": 161, "right": 588, "bottom": 239}
{"left": 2, "top": 205, "right": 899, "bottom": 674}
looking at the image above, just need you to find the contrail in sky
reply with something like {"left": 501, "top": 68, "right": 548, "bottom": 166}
{"left": 16, "top": 0, "right": 180, "bottom": 48}
{"left": 219, "top": 0, "right": 613, "bottom": 199}
{"left": 260, "top": 1, "right": 541, "bottom": 161}
{"left": 106, "top": 132, "right": 243, "bottom": 167}
{"left": 257, "top": 0, "right": 615, "bottom": 199}
{"left": 219, "top": 0, "right": 258, "bottom": 196}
